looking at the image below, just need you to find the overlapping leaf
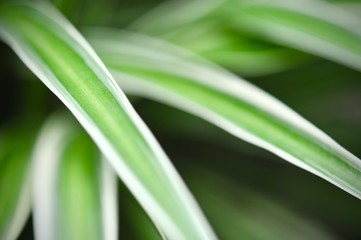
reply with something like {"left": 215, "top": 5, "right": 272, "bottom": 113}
{"left": 0, "top": 3, "right": 215, "bottom": 239}
{"left": 132, "top": 0, "right": 361, "bottom": 72}
{"left": 31, "top": 115, "right": 117, "bottom": 240}
{"left": 88, "top": 29, "right": 361, "bottom": 199}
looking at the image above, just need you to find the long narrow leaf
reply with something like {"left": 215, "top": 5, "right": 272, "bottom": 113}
{"left": 118, "top": 167, "right": 339, "bottom": 240}
{"left": 131, "top": 0, "right": 312, "bottom": 76}
{"left": 88, "top": 29, "right": 361, "bottom": 199}
{"left": 159, "top": 21, "right": 312, "bottom": 76}
{"left": 0, "top": 3, "right": 215, "bottom": 239}
{"left": 129, "top": 0, "right": 227, "bottom": 35}
{"left": 227, "top": 0, "right": 361, "bottom": 72}
{"left": 0, "top": 127, "right": 34, "bottom": 240}
{"left": 132, "top": 0, "right": 361, "bottom": 72}
{"left": 31, "top": 114, "right": 117, "bottom": 240}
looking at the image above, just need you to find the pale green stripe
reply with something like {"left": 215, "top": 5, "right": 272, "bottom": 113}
{"left": 0, "top": 3, "right": 215, "bottom": 239}
{"left": 131, "top": 0, "right": 361, "bottom": 72}
{"left": 31, "top": 115, "right": 110, "bottom": 240}
{"left": 229, "top": 3, "right": 361, "bottom": 71}
{"left": 57, "top": 133, "right": 103, "bottom": 240}
{"left": 88, "top": 29, "right": 361, "bottom": 199}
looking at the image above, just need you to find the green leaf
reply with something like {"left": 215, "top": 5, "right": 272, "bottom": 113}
{"left": 130, "top": 0, "right": 312, "bottom": 76}
{"left": 88, "top": 29, "right": 361, "bottom": 199}
{"left": 227, "top": 0, "right": 361, "bottom": 72}
{"left": 129, "top": 0, "right": 226, "bottom": 36}
{"left": 159, "top": 21, "right": 312, "bottom": 76}
{"left": 31, "top": 114, "right": 117, "bottom": 240}
{"left": 0, "top": 127, "right": 34, "bottom": 240}
{"left": 0, "top": 3, "right": 215, "bottom": 239}
{"left": 117, "top": 166, "right": 339, "bottom": 240}
{"left": 132, "top": 0, "right": 361, "bottom": 72}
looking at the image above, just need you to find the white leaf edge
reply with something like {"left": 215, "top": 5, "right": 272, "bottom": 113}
{"left": 0, "top": 4, "right": 215, "bottom": 239}
{"left": 89, "top": 29, "right": 361, "bottom": 199}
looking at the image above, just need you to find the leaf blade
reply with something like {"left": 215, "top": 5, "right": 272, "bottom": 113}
{"left": 131, "top": 0, "right": 361, "bottom": 72}
{"left": 31, "top": 115, "right": 117, "bottom": 240}
{"left": 88, "top": 29, "right": 361, "bottom": 199}
{"left": 0, "top": 3, "right": 215, "bottom": 239}
{"left": 0, "top": 128, "right": 33, "bottom": 240}
{"left": 229, "top": 0, "right": 361, "bottom": 72}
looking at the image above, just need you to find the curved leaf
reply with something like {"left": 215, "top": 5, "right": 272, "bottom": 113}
{"left": 227, "top": 0, "right": 361, "bottom": 72}
{"left": 130, "top": 0, "right": 311, "bottom": 76}
{"left": 0, "top": 3, "right": 215, "bottom": 239}
{"left": 88, "top": 29, "right": 361, "bottom": 199}
{"left": 159, "top": 21, "right": 312, "bottom": 76}
{"left": 0, "top": 127, "right": 34, "bottom": 240}
{"left": 31, "top": 114, "right": 117, "bottom": 240}
{"left": 132, "top": 0, "right": 361, "bottom": 72}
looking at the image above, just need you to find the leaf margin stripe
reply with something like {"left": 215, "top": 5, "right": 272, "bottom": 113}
{"left": 130, "top": 0, "right": 361, "bottom": 72}
{"left": 31, "top": 114, "right": 118, "bottom": 240}
{"left": 87, "top": 29, "right": 361, "bottom": 199}
{"left": 0, "top": 3, "right": 216, "bottom": 239}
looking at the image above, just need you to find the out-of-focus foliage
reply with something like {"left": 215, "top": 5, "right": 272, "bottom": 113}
{"left": 88, "top": 28, "right": 361, "bottom": 199}
{"left": 0, "top": 0, "right": 360, "bottom": 239}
